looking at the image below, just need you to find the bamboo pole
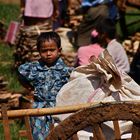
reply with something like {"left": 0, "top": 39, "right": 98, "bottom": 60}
{"left": 0, "top": 102, "right": 99, "bottom": 119}
{"left": 1, "top": 101, "right": 140, "bottom": 119}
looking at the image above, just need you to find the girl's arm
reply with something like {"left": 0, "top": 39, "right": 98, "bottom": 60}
{"left": 18, "top": 72, "right": 34, "bottom": 92}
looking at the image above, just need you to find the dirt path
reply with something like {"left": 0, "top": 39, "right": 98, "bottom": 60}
{"left": 0, "top": 0, "right": 19, "bottom": 4}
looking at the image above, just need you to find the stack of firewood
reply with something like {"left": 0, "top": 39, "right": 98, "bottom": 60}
{"left": 0, "top": 76, "right": 22, "bottom": 110}
{"left": 61, "top": 52, "right": 77, "bottom": 67}
{"left": 0, "top": 76, "right": 8, "bottom": 91}
{"left": 55, "top": 27, "right": 77, "bottom": 67}
{"left": 68, "top": 15, "right": 83, "bottom": 33}
{"left": 67, "top": 3, "right": 83, "bottom": 29}
{"left": 123, "top": 32, "right": 140, "bottom": 63}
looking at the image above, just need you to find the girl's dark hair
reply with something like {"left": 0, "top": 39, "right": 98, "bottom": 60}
{"left": 37, "top": 31, "right": 61, "bottom": 51}
{"left": 99, "top": 18, "right": 116, "bottom": 39}
{"left": 90, "top": 36, "right": 100, "bottom": 44}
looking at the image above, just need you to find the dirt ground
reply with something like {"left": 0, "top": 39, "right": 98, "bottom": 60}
{"left": 0, "top": 0, "right": 19, "bottom": 4}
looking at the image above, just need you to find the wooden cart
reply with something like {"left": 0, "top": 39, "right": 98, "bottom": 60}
{"left": 1, "top": 101, "right": 140, "bottom": 140}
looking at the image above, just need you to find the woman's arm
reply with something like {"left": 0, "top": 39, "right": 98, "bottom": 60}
{"left": 20, "top": 0, "right": 26, "bottom": 17}
{"left": 52, "top": 0, "right": 59, "bottom": 20}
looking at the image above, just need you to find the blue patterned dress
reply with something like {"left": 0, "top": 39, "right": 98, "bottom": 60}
{"left": 18, "top": 58, "right": 73, "bottom": 140}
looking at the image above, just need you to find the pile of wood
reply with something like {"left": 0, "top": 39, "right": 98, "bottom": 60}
{"left": 61, "top": 52, "right": 77, "bottom": 67}
{"left": 123, "top": 32, "right": 140, "bottom": 63}
{"left": 67, "top": 0, "right": 83, "bottom": 29}
{"left": 55, "top": 27, "right": 77, "bottom": 67}
{"left": 0, "top": 76, "right": 22, "bottom": 110}
{"left": 0, "top": 76, "right": 8, "bottom": 91}
{"left": 127, "top": 0, "right": 140, "bottom": 8}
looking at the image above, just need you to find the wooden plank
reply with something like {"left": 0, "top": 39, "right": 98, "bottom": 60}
{"left": 93, "top": 123, "right": 106, "bottom": 140}
{"left": 1, "top": 104, "right": 11, "bottom": 140}
{"left": 72, "top": 134, "right": 79, "bottom": 140}
{"left": 19, "top": 130, "right": 28, "bottom": 137}
{"left": 131, "top": 123, "right": 140, "bottom": 140}
{"left": 113, "top": 120, "right": 121, "bottom": 140}
{"left": 24, "top": 116, "right": 33, "bottom": 140}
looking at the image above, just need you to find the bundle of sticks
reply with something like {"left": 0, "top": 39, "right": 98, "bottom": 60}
{"left": 0, "top": 76, "right": 22, "bottom": 110}
{"left": 123, "top": 32, "right": 140, "bottom": 63}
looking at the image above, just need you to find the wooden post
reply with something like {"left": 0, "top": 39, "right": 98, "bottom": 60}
{"left": 131, "top": 123, "right": 140, "bottom": 140}
{"left": 1, "top": 104, "right": 11, "bottom": 140}
{"left": 93, "top": 123, "right": 106, "bottom": 140}
{"left": 113, "top": 120, "right": 121, "bottom": 139}
{"left": 72, "top": 134, "right": 79, "bottom": 140}
{"left": 19, "top": 116, "right": 33, "bottom": 140}
{"left": 24, "top": 116, "right": 33, "bottom": 140}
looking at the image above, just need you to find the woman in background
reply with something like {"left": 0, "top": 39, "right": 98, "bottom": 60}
{"left": 20, "top": 0, "right": 59, "bottom": 27}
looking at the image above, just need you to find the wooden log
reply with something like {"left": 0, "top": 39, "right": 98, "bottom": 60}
{"left": 0, "top": 102, "right": 97, "bottom": 119}
{"left": 1, "top": 104, "right": 11, "bottom": 140}
{"left": 0, "top": 101, "right": 140, "bottom": 119}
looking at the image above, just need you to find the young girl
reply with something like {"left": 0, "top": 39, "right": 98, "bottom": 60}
{"left": 75, "top": 29, "right": 104, "bottom": 66}
{"left": 18, "top": 31, "right": 73, "bottom": 140}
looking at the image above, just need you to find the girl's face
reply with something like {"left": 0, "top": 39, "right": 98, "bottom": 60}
{"left": 39, "top": 40, "right": 61, "bottom": 66}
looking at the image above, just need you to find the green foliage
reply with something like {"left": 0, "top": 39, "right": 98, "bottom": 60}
{"left": 0, "top": 43, "right": 23, "bottom": 92}
{"left": 126, "top": 17, "right": 140, "bottom": 34}
{"left": 0, "top": 2, "right": 20, "bottom": 27}
{"left": 0, "top": 3, "right": 23, "bottom": 92}
{"left": 0, "top": 4, "right": 25, "bottom": 139}
{"left": 125, "top": 8, "right": 140, "bottom": 35}
{"left": 116, "top": 8, "right": 140, "bottom": 39}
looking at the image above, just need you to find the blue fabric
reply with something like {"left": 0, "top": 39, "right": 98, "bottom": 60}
{"left": 81, "top": 0, "right": 113, "bottom": 7}
{"left": 18, "top": 58, "right": 73, "bottom": 140}
{"left": 108, "top": 2, "right": 119, "bottom": 20}
{"left": 81, "top": 0, "right": 118, "bottom": 20}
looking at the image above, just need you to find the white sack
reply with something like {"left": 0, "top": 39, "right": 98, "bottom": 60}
{"left": 55, "top": 50, "right": 140, "bottom": 137}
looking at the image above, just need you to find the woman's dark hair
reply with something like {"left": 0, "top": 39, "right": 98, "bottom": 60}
{"left": 37, "top": 31, "right": 61, "bottom": 51}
